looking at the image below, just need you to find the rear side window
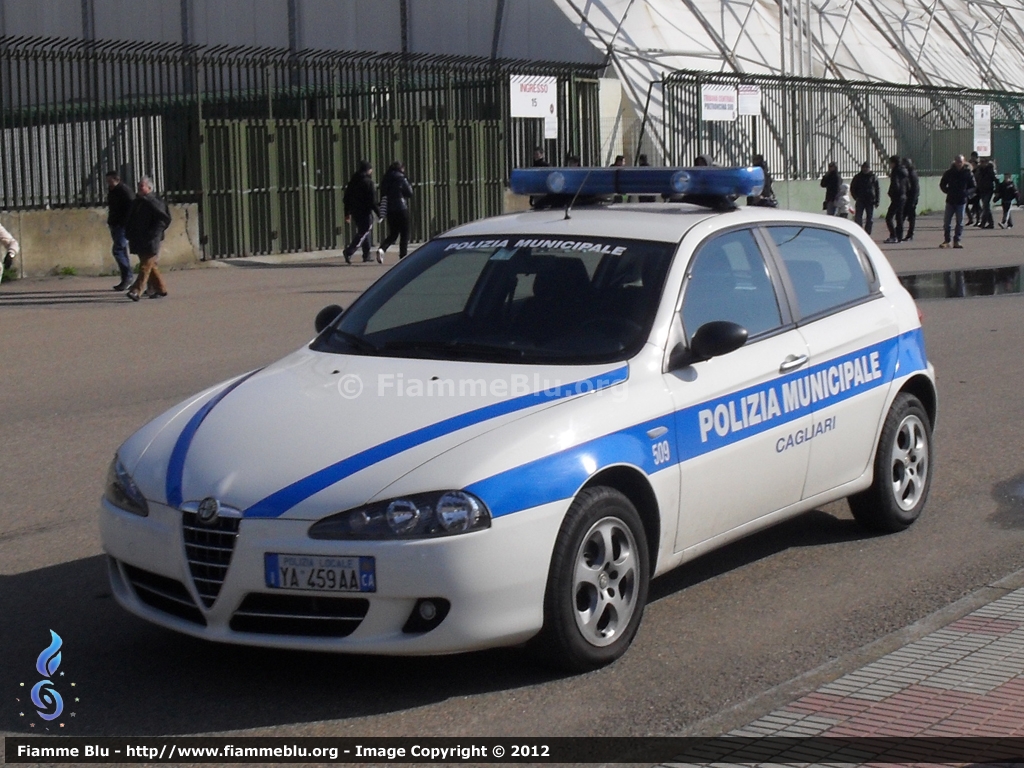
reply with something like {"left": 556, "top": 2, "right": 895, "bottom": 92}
{"left": 681, "top": 229, "right": 783, "bottom": 339}
{"left": 766, "top": 226, "right": 871, "bottom": 318}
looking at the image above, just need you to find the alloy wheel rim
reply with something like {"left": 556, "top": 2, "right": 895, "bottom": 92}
{"left": 891, "top": 413, "right": 929, "bottom": 511}
{"left": 572, "top": 516, "right": 639, "bottom": 647}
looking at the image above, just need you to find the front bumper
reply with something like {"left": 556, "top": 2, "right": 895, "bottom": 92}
{"left": 99, "top": 497, "right": 565, "bottom": 654}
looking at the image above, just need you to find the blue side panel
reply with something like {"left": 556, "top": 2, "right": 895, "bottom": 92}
{"left": 165, "top": 370, "right": 260, "bottom": 509}
{"left": 672, "top": 336, "right": 901, "bottom": 461}
{"left": 468, "top": 330, "right": 929, "bottom": 520}
{"left": 897, "top": 327, "right": 927, "bottom": 377}
{"left": 466, "top": 420, "right": 673, "bottom": 518}
{"left": 242, "top": 366, "right": 629, "bottom": 519}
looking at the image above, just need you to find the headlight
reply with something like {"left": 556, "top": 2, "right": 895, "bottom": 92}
{"left": 309, "top": 490, "right": 490, "bottom": 540}
{"left": 104, "top": 456, "right": 149, "bottom": 517}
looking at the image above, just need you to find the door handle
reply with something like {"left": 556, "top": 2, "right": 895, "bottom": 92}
{"left": 779, "top": 354, "right": 809, "bottom": 373}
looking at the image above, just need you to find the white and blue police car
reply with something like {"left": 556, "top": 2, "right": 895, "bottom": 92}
{"left": 100, "top": 166, "right": 936, "bottom": 671}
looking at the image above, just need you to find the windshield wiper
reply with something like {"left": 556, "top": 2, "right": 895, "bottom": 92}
{"left": 329, "top": 329, "right": 378, "bottom": 354}
{"left": 382, "top": 340, "right": 526, "bottom": 361}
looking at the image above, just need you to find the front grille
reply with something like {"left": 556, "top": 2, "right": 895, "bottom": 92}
{"left": 182, "top": 510, "right": 240, "bottom": 607}
{"left": 230, "top": 593, "right": 369, "bottom": 637}
{"left": 122, "top": 563, "right": 207, "bottom": 626}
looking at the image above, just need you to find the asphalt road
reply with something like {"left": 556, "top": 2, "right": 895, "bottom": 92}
{"left": 2, "top": 231, "right": 1024, "bottom": 744}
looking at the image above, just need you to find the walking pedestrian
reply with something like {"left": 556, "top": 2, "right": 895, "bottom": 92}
{"left": 850, "top": 162, "right": 880, "bottom": 234}
{"left": 747, "top": 153, "right": 777, "bottom": 207}
{"left": 902, "top": 158, "right": 920, "bottom": 241}
{"left": 884, "top": 155, "right": 908, "bottom": 243}
{"left": 106, "top": 171, "right": 136, "bottom": 291}
{"left": 342, "top": 160, "right": 378, "bottom": 265}
{"left": 994, "top": 173, "right": 1018, "bottom": 229}
{"left": 975, "top": 156, "right": 996, "bottom": 228}
{"left": 820, "top": 161, "right": 842, "bottom": 215}
{"left": 939, "top": 154, "right": 976, "bottom": 249}
{"left": 376, "top": 161, "right": 414, "bottom": 262}
{"left": 124, "top": 176, "right": 172, "bottom": 301}
{"left": 0, "top": 220, "right": 19, "bottom": 285}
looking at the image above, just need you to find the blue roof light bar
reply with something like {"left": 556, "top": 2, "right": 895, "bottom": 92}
{"left": 509, "top": 166, "right": 765, "bottom": 200}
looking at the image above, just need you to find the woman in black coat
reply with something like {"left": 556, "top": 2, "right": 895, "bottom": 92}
{"left": 377, "top": 161, "right": 414, "bottom": 261}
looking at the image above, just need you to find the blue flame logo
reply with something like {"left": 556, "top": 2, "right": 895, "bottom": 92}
{"left": 31, "top": 630, "right": 63, "bottom": 721}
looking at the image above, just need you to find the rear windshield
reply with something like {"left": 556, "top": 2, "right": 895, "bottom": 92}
{"left": 311, "top": 235, "right": 676, "bottom": 364}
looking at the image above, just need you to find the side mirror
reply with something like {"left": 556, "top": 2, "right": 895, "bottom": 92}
{"left": 315, "top": 304, "right": 344, "bottom": 333}
{"left": 670, "top": 320, "right": 748, "bottom": 368}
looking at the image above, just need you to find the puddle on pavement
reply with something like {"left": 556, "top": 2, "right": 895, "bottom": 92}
{"left": 899, "top": 266, "right": 1022, "bottom": 299}
{"left": 990, "top": 474, "right": 1024, "bottom": 529}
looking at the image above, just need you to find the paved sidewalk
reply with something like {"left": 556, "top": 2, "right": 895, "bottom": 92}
{"left": 660, "top": 571, "right": 1024, "bottom": 765}
{"left": 868, "top": 214, "right": 1023, "bottom": 275}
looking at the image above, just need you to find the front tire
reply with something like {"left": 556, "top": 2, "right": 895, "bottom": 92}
{"left": 849, "top": 393, "right": 933, "bottom": 532}
{"left": 536, "top": 487, "right": 650, "bottom": 672}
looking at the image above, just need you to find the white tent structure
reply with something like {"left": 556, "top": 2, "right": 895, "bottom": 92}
{"left": 550, "top": 0, "right": 1024, "bottom": 168}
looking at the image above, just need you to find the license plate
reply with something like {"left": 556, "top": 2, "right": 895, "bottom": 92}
{"left": 264, "top": 553, "right": 376, "bottom": 593}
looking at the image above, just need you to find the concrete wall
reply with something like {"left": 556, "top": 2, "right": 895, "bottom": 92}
{"left": 0, "top": 204, "right": 201, "bottom": 279}
{"left": 774, "top": 176, "right": 946, "bottom": 215}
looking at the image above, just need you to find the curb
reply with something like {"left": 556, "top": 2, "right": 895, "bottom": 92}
{"left": 676, "top": 567, "right": 1024, "bottom": 736}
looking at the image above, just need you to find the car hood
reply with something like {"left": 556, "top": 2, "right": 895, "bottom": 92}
{"left": 126, "top": 347, "right": 628, "bottom": 520}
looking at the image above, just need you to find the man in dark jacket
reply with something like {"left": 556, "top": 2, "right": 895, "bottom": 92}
{"left": 884, "top": 155, "right": 908, "bottom": 243}
{"left": 342, "top": 160, "right": 378, "bottom": 264}
{"left": 105, "top": 171, "right": 136, "bottom": 290}
{"left": 124, "top": 176, "right": 172, "bottom": 301}
{"left": 376, "top": 161, "right": 414, "bottom": 262}
{"left": 902, "top": 158, "right": 920, "bottom": 241}
{"left": 850, "top": 162, "right": 880, "bottom": 234}
{"left": 974, "top": 156, "right": 997, "bottom": 228}
{"left": 939, "top": 154, "right": 976, "bottom": 248}
{"left": 820, "top": 162, "right": 841, "bottom": 215}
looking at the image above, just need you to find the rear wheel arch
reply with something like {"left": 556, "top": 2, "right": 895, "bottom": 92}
{"left": 898, "top": 373, "right": 937, "bottom": 428}
{"left": 582, "top": 465, "right": 660, "bottom": 567}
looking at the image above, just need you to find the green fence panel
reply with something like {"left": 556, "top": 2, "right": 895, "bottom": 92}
{"left": 1, "top": 37, "right": 602, "bottom": 258}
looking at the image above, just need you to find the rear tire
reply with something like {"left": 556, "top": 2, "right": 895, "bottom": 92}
{"left": 535, "top": 487, "right": 650, "bottom": 673}
{"left": 849, "top": 393, "right": 933, "bottom": 532}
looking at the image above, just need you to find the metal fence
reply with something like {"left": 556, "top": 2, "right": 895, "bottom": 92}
{"left": 0, "top": 37, "right": 602, "bottom": 257}
{"left": 655, "top": 71, "right": 1024, "bottom": 181}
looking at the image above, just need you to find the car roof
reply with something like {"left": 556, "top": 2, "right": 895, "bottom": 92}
{"left": 442, "top": 203, "right": 865, "bottom": 244}
{"left": 443, "top": 203, "right": 720, "bottom": 243}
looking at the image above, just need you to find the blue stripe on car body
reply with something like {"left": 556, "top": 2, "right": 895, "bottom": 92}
{"left": 167, "top": 330, "right": 927, "bottom": 521}
{"left": 242, "top": 366, "right": 630, "bottom": 518}
{"left": 166, "top": 370, "right": 260, "bottom": 509}
{"left": 470, "top": 329, "right": 928, "bottom": 518}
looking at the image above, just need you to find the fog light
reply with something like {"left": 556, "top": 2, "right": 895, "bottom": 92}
{"left": 402, "top": 597, "right": 451, "bottom": 634}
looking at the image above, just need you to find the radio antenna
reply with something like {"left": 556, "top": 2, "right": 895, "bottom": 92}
{"left": 565, "top": 167, "right": 596, "bottom": 220}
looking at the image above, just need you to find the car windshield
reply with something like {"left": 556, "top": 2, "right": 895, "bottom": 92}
{"left": 312, "top": 235, "right": 677, "bottom": 364}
